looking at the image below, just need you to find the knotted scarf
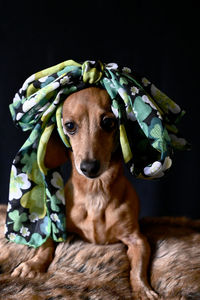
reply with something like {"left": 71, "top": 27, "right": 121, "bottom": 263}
{"left": 5, "top": 60, "right": 189, "bottom": 248}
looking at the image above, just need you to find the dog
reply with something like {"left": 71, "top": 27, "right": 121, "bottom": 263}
{"left": 11, "top": 86, "right": 158, "bottom": 299}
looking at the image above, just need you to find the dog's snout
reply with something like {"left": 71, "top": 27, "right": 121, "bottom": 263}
{"left": 80, "top": 159, "right": 100, "bottom": 178}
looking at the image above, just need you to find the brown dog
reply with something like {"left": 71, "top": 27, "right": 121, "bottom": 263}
{"left": 11, "top": 87, "right": 158, "bottom": 299}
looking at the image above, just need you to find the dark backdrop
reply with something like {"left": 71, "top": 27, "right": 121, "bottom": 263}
{"left": 0, "top": 1, "right": 199, "bottom": 218}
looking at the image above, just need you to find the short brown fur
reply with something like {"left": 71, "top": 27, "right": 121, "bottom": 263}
{"left": 11, "top": 87, "right": 158, "bottom": 299}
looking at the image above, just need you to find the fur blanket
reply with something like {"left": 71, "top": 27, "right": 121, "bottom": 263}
{"left": 0, "top": 204, "right": 200, "bottom": 300}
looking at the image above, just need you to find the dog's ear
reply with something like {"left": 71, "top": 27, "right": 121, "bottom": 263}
{"left": 44, "top": 128, "right": 68, "bottom": 169}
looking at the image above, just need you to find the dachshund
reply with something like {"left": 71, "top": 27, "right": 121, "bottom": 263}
{"left": 11, "top": 87, "right": 158, "bottom": 300}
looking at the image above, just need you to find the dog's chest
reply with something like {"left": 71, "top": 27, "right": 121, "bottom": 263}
{"left": 66, "top": 192, "right": 118, "bottom": 244}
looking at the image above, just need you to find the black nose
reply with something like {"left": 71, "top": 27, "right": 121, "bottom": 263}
{"left": 80, "top": 159, "right": 100, "bottom": 178}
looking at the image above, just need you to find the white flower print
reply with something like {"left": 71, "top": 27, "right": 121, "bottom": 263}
{"left": 51, "top": 172, "right": 65, "bottom": 205}
{"left": 106, "top": 63, "right": 118, "bottom": 70}
{"left": 144, "top": 157, "right": 172, "bottom": 178}
{"left": 29, "top": 212, "right": 39, "bottom": 223}
{"left": 13, "top": 92, "right": 21, "bottom": 104}
{"left": 142, "top": 95, "right": 157, "bottom": 110}
{"left": 130, "top": 86, "right": 139, "bottom": 96}
{"left": 144, "top": 161, "right": 162, "bottom": 177}
{"left": 8, "top": 232, "right": 16, "bottom": 241}
{"left": 9, "top": 165, "right": 31, "bottom": 201}
{"left": 50, "top": 213, "right": 60, "bottom": 223}
{"left": 51, "top": 172, "right": 63, "bottom": 189}
{"left": 56, "top": 190, "right": 66, "bottom": 205}
{"left": 122, "top": 67, "right": 131, "bottom": 73}
{"left": 169, "top": 134, "right": 187, "bottom": 146}
{"left": 60, "top": 75, "right": 71, "bottom": 85}
{"left": 142, "top": 77, "right": 151, "bottom": 87}
{"left": 20, "top": 226, "right": 30, "bottom": 237}
{"left": 38, "top": 75, "right": 48, "bottom": 83}
{"left": 51, "top": 81, "right": 60, "bottom": 90}
{"left": 87, "top": 60, "right": 95, "bottom": 64}
{"left": 16, "top": 112, "right": 24, "bottom": 121}
{"left": 22, "top": 96, "right": 38, "bottom": 113}
{"left": 21, "top": 74, "right": 35, "bottom": 91}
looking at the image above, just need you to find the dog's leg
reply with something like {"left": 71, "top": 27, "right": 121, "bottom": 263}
{"left": 121, "top": 232, "right": 158, "bottom": 300}
{"left": 11, "top": 238, "right": 55, "bottom": 278}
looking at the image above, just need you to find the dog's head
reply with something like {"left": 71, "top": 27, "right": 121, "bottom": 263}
{"left": 62, "top": 87, "right": 118, "bottom": 178}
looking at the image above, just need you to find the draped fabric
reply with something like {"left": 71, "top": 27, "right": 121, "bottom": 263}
{"left": 5, "top": 60, "right": 189, "bottom": 248}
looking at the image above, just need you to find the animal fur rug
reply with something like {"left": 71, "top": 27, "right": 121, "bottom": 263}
{"left": 0, "top": 204, "right": 200, "bottom": 300}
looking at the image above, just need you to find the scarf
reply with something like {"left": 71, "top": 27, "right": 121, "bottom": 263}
{"left": 5, "top": 60, "right": 189, "bottom": 248}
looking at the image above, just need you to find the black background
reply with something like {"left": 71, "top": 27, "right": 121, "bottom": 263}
{"left": 0, "top": 1, "right": 199, "bottom": 218}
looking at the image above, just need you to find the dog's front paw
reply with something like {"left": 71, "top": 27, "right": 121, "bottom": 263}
{"left": 132, "top": 286, "right": 158, "bottom": 300}
{"left": 11, "top": 259, "right": 46, "bottom": 278}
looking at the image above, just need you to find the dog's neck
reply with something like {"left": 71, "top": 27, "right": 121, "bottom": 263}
{"left": 68, "top": 150, "right": 124, "bottom": 210}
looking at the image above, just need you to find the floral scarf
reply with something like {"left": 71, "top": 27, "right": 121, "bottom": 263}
{"left": 5, "top": 60, "right": 189, "bottom": 248}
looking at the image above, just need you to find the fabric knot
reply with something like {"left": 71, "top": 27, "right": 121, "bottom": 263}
{"left": 82, "top": 60, "right": 104, "bottom": 84}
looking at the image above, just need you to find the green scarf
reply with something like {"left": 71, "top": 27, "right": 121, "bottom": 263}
{"left": 5, "top": 60, "right": 189, "bottom": 248}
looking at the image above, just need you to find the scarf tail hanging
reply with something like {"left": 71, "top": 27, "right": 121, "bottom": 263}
{"left": 5, "top": 60, "right": 190, "bottom": 248}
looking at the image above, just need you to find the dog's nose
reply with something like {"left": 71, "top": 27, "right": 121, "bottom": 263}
{"left": 80, "top": 159, "right": 100, "bottom": 178}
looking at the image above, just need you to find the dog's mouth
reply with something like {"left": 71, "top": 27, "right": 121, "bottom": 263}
{"left": 84, "top": 173, "right": 100, "bottom": 179}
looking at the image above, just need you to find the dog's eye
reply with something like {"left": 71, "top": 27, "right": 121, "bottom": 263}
{"left": 65, "top": 122, "right": 77, "bottom": 134}
{"left": 101, "top": 117, "right": 116, "bottom": 132}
